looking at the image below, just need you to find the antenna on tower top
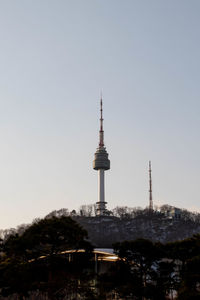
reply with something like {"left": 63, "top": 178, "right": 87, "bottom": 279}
{"left": 149, "top": 161, "right": 153, "bottom": 211}
{"left": 99, "top": 94, "right": 104, "bottom": 147}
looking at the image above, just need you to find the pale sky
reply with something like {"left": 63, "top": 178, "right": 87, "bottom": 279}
{"left": 0, "top": 0, "right": 200, "bottom": 229}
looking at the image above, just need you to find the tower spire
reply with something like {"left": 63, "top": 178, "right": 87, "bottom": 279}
{"left": 149, "top": 161, "right": 153, "bottom": 211}
{"left": 99, "top": 95, "right": 104, "bottom": 147}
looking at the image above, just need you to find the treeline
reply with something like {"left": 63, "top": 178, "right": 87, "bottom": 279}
{"left": 45, "top": 204, "right": 200, "bottom": 222}
{"left": 1, "top": 204, "right": 200, "bottom": 242}
{"left": 0, "top": 215, "right": 200, "bottom": 299}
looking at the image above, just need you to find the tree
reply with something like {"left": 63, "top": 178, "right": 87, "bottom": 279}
{"left": 0, "top": 216, "right": 94, "bottom": 299}
{"left": 177, "top": 255, "right": 200, "bottom": 300}
{"left": 111, "top": 239, "right": 164, "bottom": 299}
{"left": 79, "top": 204, "right": 96, "bottom": 217}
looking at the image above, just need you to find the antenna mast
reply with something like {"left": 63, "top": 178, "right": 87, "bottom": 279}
{"left": 149, "top": 161, "right": 153, "bottom": 211}
{"left": 99, "top": 95, "right": 104, "bottom": 147}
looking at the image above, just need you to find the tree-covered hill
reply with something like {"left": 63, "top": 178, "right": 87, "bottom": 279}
{"left": 2, "top": 205, "right": 200, "bottom": 248}
{"left": 1, "top": 215, "right": 200, "bottom": 299}
{"left": 75, "top": 211, "right": 200, "bottom": 247}
{"left": 45, "top": 205, "right": 200, "bottom": 247}
{"left": 1, "top": 209, "right": 200, "bottom": 299}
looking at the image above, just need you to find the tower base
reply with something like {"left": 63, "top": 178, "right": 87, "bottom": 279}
{"left": 96, "top": 201, "right": 107, "bottom": 216}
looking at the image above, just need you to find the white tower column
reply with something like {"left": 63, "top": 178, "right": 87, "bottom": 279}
{"left": 98, "top": 169, "right": 105, "bottom": 204}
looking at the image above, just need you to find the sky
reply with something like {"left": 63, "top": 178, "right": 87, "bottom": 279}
{"left": 0, "top": 0, "right": 200, "bottom": 229}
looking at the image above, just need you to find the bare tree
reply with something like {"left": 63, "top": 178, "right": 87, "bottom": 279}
{"left": 79, "top": 204, "right": 97, "bottom": 217}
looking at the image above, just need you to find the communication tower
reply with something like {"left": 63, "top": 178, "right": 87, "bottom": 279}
{"left": 93, "top": 97, "right": 110, "bottom": 215}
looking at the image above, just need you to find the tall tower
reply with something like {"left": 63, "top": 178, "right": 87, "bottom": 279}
{"left": 93, "top": 96, "right": 110, "bottom": 215}
{"left": 149, "top": 161, "right": 153, "bottom": 211}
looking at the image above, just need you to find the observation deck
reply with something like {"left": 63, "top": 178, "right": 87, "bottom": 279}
{"left": 93, "top": 146, "right": 110, "bottom": 170}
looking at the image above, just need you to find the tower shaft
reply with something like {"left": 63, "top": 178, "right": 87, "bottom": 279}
{"left": 97, "top": 169, "right": 106, "bottom": 213}
{"left": 98, "top": 169, "right": 105, "bottom": 203}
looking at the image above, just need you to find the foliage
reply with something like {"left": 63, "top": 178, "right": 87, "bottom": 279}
{"left": 97, "top": 236, "right": 200, "bottom": 299}
{"left": 1, "top": 207, "right": 200, "bottom": 299}
{"left": 0, "top": 216, "right": 94, "bottom": 299}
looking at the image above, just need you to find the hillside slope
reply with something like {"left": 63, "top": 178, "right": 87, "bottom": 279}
{"left": 75, "top": 213, "right": 200, "bottom": 247}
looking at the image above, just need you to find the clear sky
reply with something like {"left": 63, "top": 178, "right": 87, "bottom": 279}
{"left": 0, "top": 0, "right": 200, "bottom": 229}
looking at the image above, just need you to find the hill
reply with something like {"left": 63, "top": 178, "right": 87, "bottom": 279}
{"left": 1, "top": 205, "right": 200, "bottom": 248}
{"left": 75, "top": 211, "right": 200, "bottom": 247}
